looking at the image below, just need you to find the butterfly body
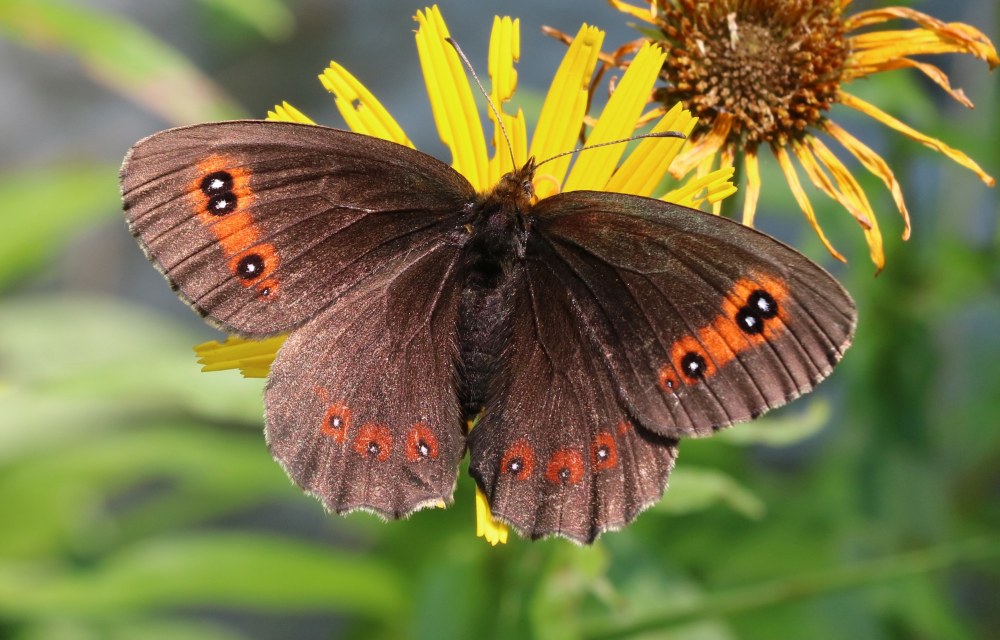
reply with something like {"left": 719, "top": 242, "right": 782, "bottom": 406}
{"left": 122, "top": 120, "right": 855, "bottom": 543}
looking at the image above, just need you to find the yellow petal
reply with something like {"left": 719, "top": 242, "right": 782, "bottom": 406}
{"left": 487, "top": 16, "right": 528, "bottom": 183}
{"left": 266, "top": 101, "right": 316, "bottom": 124}
{"left": 844, "top": 55, "right": 973, "bottom": 108}
{"left": 669, "top": 113, "right": 733, "bottom": 179}
{"left": 608, "top": 0, "right": 659, "bottom": 25}
{"left": 771, "top": 144, "right": 846, "bottom": 264}
{"left": 564, "top": 42, "right": 666, "bottom": 192}
{"left": 849, "top": 28, "right": 998, "bottom": 68}
{"left": 319, "top": 62, "right": 412, "bottom": 146}
{"left": 796, "top": 138, "right": 885, "bottom": 273}
{"left": 414, "top": 5, "right": 489, "bottom": 190}
{"left": 662, "top": 166, "right": 736, "bottom": 210}
{"left": 529, "top": 24, "right": 605, "bottom": 198}
{"left": 839, "top": 90, "right": 995, "bottom": 187}
{"left": 600, "top": 102, "right": 697, "bottom": 196}
{"left": 605, "top": 102, "right": 695, "bottom": 196}
{"left": 823, "top": 119, "right": 911, "bottom": 240}
{"left": 741, "top": 147, "right": 761, "bottom": 226}
{"left": 845, "top": 8, "right": 998, "bottom": 68}
{"left": 475, "top": 485, "right": 509, "bottom": 546}
{"left": 194, "top": 335, "right": 285, "bottom": 378}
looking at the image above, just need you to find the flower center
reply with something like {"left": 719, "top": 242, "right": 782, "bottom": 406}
{"left": 653, "top": 0, "right": 847, "bottom": 148}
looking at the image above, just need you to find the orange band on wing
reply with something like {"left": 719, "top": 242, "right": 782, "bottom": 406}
{"left": 661, "top": 273, "right": 790, "bottom": 389}
{"left": 190, "top": 155, "right": 280, "bottom": 299}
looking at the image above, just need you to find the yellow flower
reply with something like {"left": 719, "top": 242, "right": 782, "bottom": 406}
{"left": 606, "top": 0, "right": 997, "bottom": 272}
{"left": 196, "top": 5, "right": 736, "bottom": 545}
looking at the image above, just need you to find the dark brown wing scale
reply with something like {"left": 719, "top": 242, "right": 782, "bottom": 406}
{"left": 467, "top": 266, "right": 678, "bottom": 543}
{"left": 265, "top": 243, "right": 467, "bottom": 518}
{"left": 122, "top": 120, "right": 856, "bottom": 542}
{"left": 529, "top": 191, "right": 857, "bottom": 440}
{"left": 121, "top": 121, "right": 475, "bottom": 336}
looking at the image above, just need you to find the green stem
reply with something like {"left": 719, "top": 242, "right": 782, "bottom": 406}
{"left": 584, "top": 537, "right": 1000, "bottom": 639}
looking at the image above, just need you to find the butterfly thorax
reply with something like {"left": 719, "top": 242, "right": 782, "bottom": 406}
{"left": 456, "top": 160, "right": 537, "bottom": 419}
{"left": 468, "top": 159, "right": 535, "bottom": 261}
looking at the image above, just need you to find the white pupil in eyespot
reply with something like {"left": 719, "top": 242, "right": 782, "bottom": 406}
{"left": 210, "top": 178, "right": 225, "bottom": 190}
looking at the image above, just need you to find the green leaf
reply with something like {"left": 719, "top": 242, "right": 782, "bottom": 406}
{"left": 716, "top": 399, "right": 830, "bottom": 447}
{"left": 16, "top": 617, "right": 247, "bottom": 640}
{"left": 0, "top": 533, "right": 406, "bottom": 619}
{"left": 0, "top": 296, "right": 264, "bottom": 462}
{"left": 657, "top": 467, "right": 765, "bottom": 520}
{"left": 0, "top": 0, "right": 245, "bottom": 124}
{"left": 0, "top": 165, "right": 119, "bottom": 289}
{"left": 0, "top": 424, "right": 290, "bottom": 559}
{"left": 196, "top": 0, "right": 295, "bottom": 41}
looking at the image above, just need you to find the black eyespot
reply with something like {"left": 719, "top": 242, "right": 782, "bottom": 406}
{"left": 681, "top": 352, "right": 707, "bottom": 380}
{"left": 236, "top": 254, "right": 265, "bottom": 280}
{"left": 207, "top": 192, "right": 237, "bottom": 215}
{"left": 416, "top": 441, "right": 430, "bottom": 458}
{"left": 507, "top": 457, "right": 523, "bottom": 473}
{"left": 366, "top": 441, "right": 381, "bottom": 457}
{"left": 200, "top": 171, "right": 233, "bottom": 195}
{"left": 557, "top": 467, "right": 571, "bottom": 482}
{"left": 596, "top": 447, "right": 609, "bottom": 460}
{"left": 736, "top": 307, "right": 765, "bottom": 334}
{"left": 748, "top": 290, "right": 778, "bottom": 319}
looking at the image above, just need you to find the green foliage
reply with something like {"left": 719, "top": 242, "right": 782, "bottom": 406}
{"left": 0, "top": 1, "right": 997, "bottom": 639}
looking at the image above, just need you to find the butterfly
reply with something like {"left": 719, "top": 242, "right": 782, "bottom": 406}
{"left": 120, "top": 120, "right": 856, "bottom": 543}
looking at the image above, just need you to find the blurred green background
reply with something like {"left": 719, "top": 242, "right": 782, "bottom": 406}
{"left": 1, "top": 1, "right": 998, "bottom": 639}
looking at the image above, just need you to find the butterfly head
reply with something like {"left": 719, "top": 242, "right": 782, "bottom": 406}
{"left": 492, "top": 158, "right": 537, "bottom": 210}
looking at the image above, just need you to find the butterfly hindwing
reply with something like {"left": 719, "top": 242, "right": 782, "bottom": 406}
{"left": 120, "top": 121, "right": 476, "bottom": 336}
{"left": 468, "top": 264, "right": 678, "bottom": 543}
{"left": 265, "top": 242, "right": 467, "bottom": 518}
{"left": 530, "top": 191, "right": 857, "bottom": 439}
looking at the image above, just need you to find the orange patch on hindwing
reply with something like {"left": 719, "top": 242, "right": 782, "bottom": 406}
{"left": 405, "top": 423, "right": 440, "bottom": 462}
{"left": 190, "top": 155, "right": 279, "bottom": 299}
{"left": 545, "top": 449, "right": 584, "bottom": 485}
{"left": 591, "top": 432, "right": 619, "bottom": 472}
{"left": 354, "top": 424, "right": 392, "bottom": 461}
{"left": 320, "top": 403, "right": 352, "bottom": 442}
{"left": 500, "top": 440, "right": 536, "bottom": 480}
{"left": 664, "top": 274, "right": 790, "bottom": 388}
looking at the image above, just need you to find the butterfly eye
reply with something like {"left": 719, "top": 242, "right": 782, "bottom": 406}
{"left": 200, "top": 171, "right": 233, "bottom": 195}
{"left": 591, "top": 432, "right": 618, "bottom": 471}
{"left": 354, "top": 424, "right": 391, "bottom": 461}
{"left": 658, "top": 367, "right": 679, "bottom": 392}
{"left": 748, "top": 290, "right": 778, "bottom": 319}
{"left": 736, "top": 307, "right": 765, "bottom": 335}
{"left": 320, "top": 403, "right": 352, "bottom": 442}
{"left": 405, "top": 423, "right": 440, "bottom": 462}
{"left": 680, "top": 352, "right": 708, "bottom": 380}
{"left": 236, "top": 254, "right": 265, "bottom": 280}
{"left": 207, "top": 192, "right": 238, "bottom": 216}
{"left": 544, "top": 449, "right": 584, "bottom": 485}
{"left": 500, "top": 440, "right": 535, "bottom": 479}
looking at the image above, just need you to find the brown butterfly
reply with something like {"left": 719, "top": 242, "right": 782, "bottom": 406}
{"left": 121, "top": 120, "right": 855, "bottom": 543}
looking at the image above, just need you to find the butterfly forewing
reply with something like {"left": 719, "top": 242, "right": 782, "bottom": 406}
{"left": 121, "top": 121, "right": 476, "bottom": 336}
{"left": 530, "top": 192, "right": 857, "bottom": 439}
{"left": 265, "top": 242, "right": 467, "bottom": 518}
{"left": 468, "top": 266, "right": 678, "bottom": 543}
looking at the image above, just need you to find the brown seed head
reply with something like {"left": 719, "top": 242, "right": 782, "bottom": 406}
{"left": 651, "top": 0, "right": 848, "bottom": 149}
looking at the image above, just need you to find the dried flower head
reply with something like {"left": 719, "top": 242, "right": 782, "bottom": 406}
{"left": 603, "top": 0, "right": 997, "bottom": 272}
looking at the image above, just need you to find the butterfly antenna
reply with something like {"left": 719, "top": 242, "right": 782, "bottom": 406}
{"left": 445, "top": 36, "right": 518, "bottom": 171}
{"left": 535, "top": 131, "right": 687, "bottom": 169}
